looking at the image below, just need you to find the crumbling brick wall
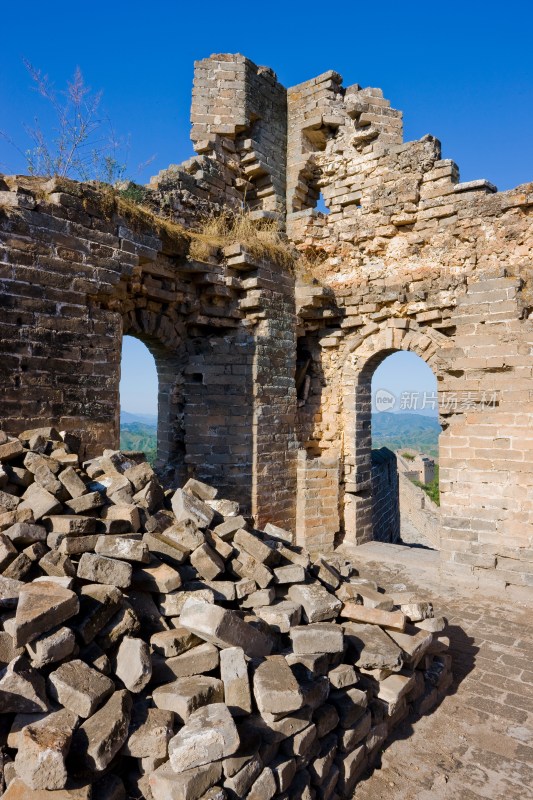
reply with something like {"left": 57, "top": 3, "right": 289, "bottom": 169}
{"left": 1, "top": 52, "right": 533, "bottom": 590}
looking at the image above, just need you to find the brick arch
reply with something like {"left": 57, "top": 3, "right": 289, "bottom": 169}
{"left": 340, "top": 319, "right": 449, "bottom": 545}
{"left": 122, "top": 309, "right": 188, "bottom": 478}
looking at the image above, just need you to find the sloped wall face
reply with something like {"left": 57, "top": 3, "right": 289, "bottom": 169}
{"left": 0, "top": 176, "right": 298, "bottom": 524}
{"left": 288, "top": 69, "right": 533, "bottom": 589}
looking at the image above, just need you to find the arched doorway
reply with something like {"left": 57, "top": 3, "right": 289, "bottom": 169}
{"left": 371, "top": 351, "right": 441, "bottom": 548}
{"left": 341, "top": 323, "right": 447, "bottom": 548}
{"left": 119, "top": 320, "right": 187, "bottom": 481}
{"left": 119, "top": 336, "right": 158, "bottom": 464}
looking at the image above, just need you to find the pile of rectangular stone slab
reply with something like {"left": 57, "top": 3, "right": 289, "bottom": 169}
{"left": 0, "top": 427, "right": 452, "bottom": 800}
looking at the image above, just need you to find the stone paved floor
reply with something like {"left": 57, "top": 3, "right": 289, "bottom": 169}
{"left": 339, "top": 543, "right": 533, "bottom": 800}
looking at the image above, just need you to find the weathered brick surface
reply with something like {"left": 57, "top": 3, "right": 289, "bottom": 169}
{"left": 1, "top": 52, "right": 533, "bottom": 586}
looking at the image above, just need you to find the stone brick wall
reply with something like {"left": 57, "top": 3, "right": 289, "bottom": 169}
{"left": 295, "top": 450, "right": 340, "bottom": 554}
{"left": 371, "top": 448, "right": 400, "bottom": 544}
{"left": 0, "top": 177, "right": 297, "bottom": 525}
{"left": 398, "top": 471, "right": 441, "bottom": 549}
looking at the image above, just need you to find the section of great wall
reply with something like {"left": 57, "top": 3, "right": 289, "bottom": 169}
{"left": 0, "top": 53, "right": 532, "bottom": 800}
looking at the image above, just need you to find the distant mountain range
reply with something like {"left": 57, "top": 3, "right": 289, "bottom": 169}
{"left": 372, "top": 412, "right": 441, "bottom": 458}
{"left": 119, "top": 412, "right": 157, "bottom": 464}
{"left": 120, "top": 410, "right": 158, "bottom": 426}
{"left": 119, "top": 410, "right": 441, "bottom": 463}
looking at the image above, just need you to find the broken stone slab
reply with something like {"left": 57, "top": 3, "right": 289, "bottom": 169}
{"left": 329, "top": 664, "right": 358, "bottom": 689}
{"left": 0, "top": 655, "right": 50, "bottom": 712}
{"left": 123, "top": 461, "right": 155, "bottom": 493}
{"left": 150, "top": 760, "right": 223, "bottom": 800}
{"left": 377, "top": 671, "right": 416, "bottom": 703}
{"left": 48, "top": 658, "right": 115, "bottom": 717}
{"left": 56, "top": 534, "right": 98, "bottom": 556}
{"left": 220, "top": 646, "right": 252, "bottom": 716}
{"left": 263, "top": 522, "right": 293, "bottom": 544}
{"left": 58, "top": 467, "right": 87, "bottom": 500}
{"left": 45, "top": 516, "right": 97, "bottom": 535}
{"left": 0, "top": 629, "right": 24, "bottom": 663}
{"left": 72, "top": 584, "right": 123, "bottom": 644}
{"left": 4, "top": 522, "right": 47, "bottom": 546}
{"left": 183, "top": 478, "right": 218, "bottom": 502}
{"left": 132, "top": 558, "right": 182, "bottom": 593}
{"left": 0, "top": 575, "right": 24, "bottom": 608}
{"left": 313, "top": 704, "right": 340, "bottom": 739}
{"left": 122, "top": 705, "right": 174, "bottom": 759}
{"left": 190, "top": 542, "right": 225, "bottom": 580}
{"left": 329, "top": 686, "right": 368, "bottom": 728}
{"left": 152, "top": 676, "right": 224, "bottom": 723}
{"left": 172, "top": 489, "right": 215, "bottom": 529}
{"left": 94, "top": 535, "right": 149, "bottom": 563}
{"left": 340, "top": 602, "right": 406, "bottom": 631}
{"left": 343, "top": 622, "right": 403, "bottom": 671}
{"left": 241, "top": 587, "right": 275, "bottom": 608}
{"left": 255, "top": 600, "right": 302, "bottom": 633}
{"left": 235, "top": 577, "right": 257, "bottom": 599}
{"left": 14, "top": 708, "right": 77, "bottom": 790}
{"left": 312, "top": 558, "right": 342, "bottom": 591}
{"left": 0, "top": 437, "right": 24, "bottom": 460}
{"left": 233, "top": 528, "right": 277, "bottom": 565}
{"left": 288, "top": 583, "right": 342, "bottom": 623}
{"left": 246, "top": 766, "right": 277, "bottom": 800}
{"left": 26, "top": 625, "right": 76, "bottom": 668}
{"left": 385, "top": 625, "right": 434, "bottom": 666}
{"left": 169, "top": 702, "right": 239, "bottom": 772}
{"left": 77, "top": 553, "right": 132, "bottom": 589}
{"left": 231, "top": 551, "right": 273, "bottom": 589}
{"left": 3, "top": 552, "right": 32, "bottom": 580}
{"left": 185, "top": 578, "right": 236, "bottom": 602}
{"left": 337, "top": 710, "right": 372, "bottom": 753}
{"left": 213, "top": 515, "right": 247, "bottom": 540}
{"left": 224, "top": 753, "right": 263, "bottom": 796}
{"left": 150, "top": 626, "right": 201, "bottom": 658}
{"left": 114, "top": 636, "right": 151, "bottom": 693}
{"left": 100, "top": 503, "right": 140, "bottom": 532}
{"left": 151, "top": 642, "right": 219, "bottom": 683}
{"left": 64, "top": 491, "right": 105, "bottom": 515}
{"left": 285, "top": 650, "right": 330, "bottom": 678}
{"left": 290, "top": 623, "right": 344, "bottom": 655}
{"left": 19, "top": 484, "right": 63, "bottom": 519}
{"left": 0, "top": 489, "right": 21, "bottom": 512}
{"left": 39, "top": 550, "right": 77, "bottom": 579}
{"left": 14, "top": 580, "right": 79, "bottom": 647}
{"left": 180, "top": 598, "right": 273, "bottom": 658}
{"left": 70, "top": 689, "right": 132, "bottom": 772}
{"left": 338, "top": 582, "right": 394, "bottom": 610}
{"left": 96, "top": 602, "right": 140, "bottom": 649}
{"left": 253, "top": 655, "right": 304, "bottom": 716}
{"left": 274, "top": 564, "right": 307, "bottom": 584}
{"left": 416, "top": 615, "right": 446, "bottom": 632}
{"left": 158, "top": 588, "right": 214, "bottom": 617}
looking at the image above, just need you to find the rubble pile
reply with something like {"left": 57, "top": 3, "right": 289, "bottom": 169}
{"left": 0, "top": 428, "right": 452, "bottom": 800}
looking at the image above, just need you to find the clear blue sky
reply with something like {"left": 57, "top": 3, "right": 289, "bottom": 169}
{"left": 2, "top": 2, "right": 530, "bottom": 415}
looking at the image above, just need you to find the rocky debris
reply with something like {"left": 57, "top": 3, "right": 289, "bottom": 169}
{"left": 0, "top": 430, "right": 452, "bottom": 799}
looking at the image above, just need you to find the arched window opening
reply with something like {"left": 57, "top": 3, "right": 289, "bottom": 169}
{"left": 119, "top": 336, "right": 158, "bottom": 465}
{"left": 369, "top": 350, "right": 441, "bottom": 548}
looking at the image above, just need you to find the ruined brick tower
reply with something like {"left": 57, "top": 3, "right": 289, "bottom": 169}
{"left": 1, "top": 53, "right": 532, "bottom": 591}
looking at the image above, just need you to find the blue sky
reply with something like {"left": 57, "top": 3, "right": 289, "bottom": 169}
{"left": 2, "top": 2, "right": 530, "bottom": 415}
